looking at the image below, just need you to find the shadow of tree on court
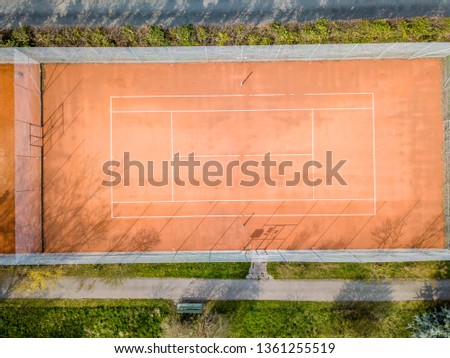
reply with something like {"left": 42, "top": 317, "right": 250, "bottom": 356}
{"left": 43, "top": 156, "right": 112, "bottom": 253}
{"left": 44, "top": 154, "right": 162, "bottom": 256}
{"left": 315, "top": 235, "right": 348, "bottom": 250}
{"left": 287, "top": 223, "right": 319, "bottom": 250}
{"left": 287, "top": 231, "right": 311, "bottom": 250}
{"left": 43, "top": 154, "right": 167, "bottom": 291}
{"left": 372, "top": 216, "right": 406, "bottom": 249}
{"left": 411, "top": 213, "right": 444, "bottom": 248}
{"left": 130, "top": 227, "right": 161, "bottom": 252}
{"left": 331, "top": 280, "right": 394, "bottom": 337}
{"left": 102, "top": 224, "right": 162, "bottom": 254}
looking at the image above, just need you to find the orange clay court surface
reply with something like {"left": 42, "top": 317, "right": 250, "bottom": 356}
{"left": 0, "top": 65, "right": 15, "bottom": 253}
{"left": 42, "top": 59, "right": 445, "bottom": 253}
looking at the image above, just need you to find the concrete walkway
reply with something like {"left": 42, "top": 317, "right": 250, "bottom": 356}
{"left": 3, "top": 249, "right": 450, "bottom": 266}
{"left": 0, "top": 0, "right": 448, "bottom": 28}
{"left": 2, "top": 277, "right": 450, "bottom": 301}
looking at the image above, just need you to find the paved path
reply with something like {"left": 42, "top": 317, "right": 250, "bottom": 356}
{"left": 0, "top": 0, "right": 448, "bottom": 28}
{"left": 2, "top": 277, "right": 450, "bottom": 301}
{"left": 3, "top": 250, "right": 450, "bottom": 266}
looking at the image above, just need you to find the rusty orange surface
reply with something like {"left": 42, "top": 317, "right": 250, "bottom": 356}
{"left": 42, "top": 60, "right": 445, "bottom": 253}
{"left": 0, "top": 65, "right": 15, "bottom": 254}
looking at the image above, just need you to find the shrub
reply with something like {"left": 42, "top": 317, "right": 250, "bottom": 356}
{"left": 7, "top": 26, "right": 34, "bottom": 47}
{"left": 0, "top": 18, "right": 449, "bottom": 47}
{"left": 169, "top": 25, "right": 198, "bottom": 46}
{"left": 144, "top": 26, "right": 167, "bottom": 46}
{"left": 215, "top": 31, "right": 230, "bottom": 46}
{"left": 408, "top": 306, "right": 450, "bottom": 338}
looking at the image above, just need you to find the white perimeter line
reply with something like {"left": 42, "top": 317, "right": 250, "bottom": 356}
{"left": 110, "top": 93, "right": 374, "bottom": 210}
{"left": 112, "top": 108, "right": 372, "bottom": 114}
{"left": 177, "top": 154, "right": 312, "bottom": 158}
{"left": 311, "top": 110, "right": 315, "bottom": 200}
{"left": 113, "top": 198, "right": 375, "bottom": 204}
{"left": 372, "top": 93, "right": 377, "bottom": 215}
{"left": 112, "top": 213, "right": 376, "bottom": 219}
{"left": 110, "top": 96, "right": 113, "bottom": 218}
{"left": 111, "top": 92, "right": 373, "bottom": 99}
{"left": 304, "top": 92, "right": 374, "bottom": 96}
{"left": 170, "top": 112, "right": 174, "bottom": 202}
{"left": 111, "top": 94, "right": 301, "bottom": 99}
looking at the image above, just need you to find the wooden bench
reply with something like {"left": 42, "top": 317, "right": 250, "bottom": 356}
{"left": 176, "top": 298, "right": 205, "bottom": 314}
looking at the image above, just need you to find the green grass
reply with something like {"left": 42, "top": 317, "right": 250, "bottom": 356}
{"left": 269, "top": 261, "right": 450, "bottom": 280}
{"left": 1, "top": 299, "right": 447, "bottom": 338}
{"left": 68, "top": 262, "right": 250, "bottom": 279}
{"left": 0, "top": 17, "right": 449, "bottom": 47}
{"left": 1, "top": 262, "right": 251, "bottom": 280}
{"left": 209, "top": 300, "right": 442, "bottom": 338}
{"left": 2, "top": 261, "right": 449, "bottom": 282}
{"left": 0, "top": 299, "right": 172, "bottom": 337}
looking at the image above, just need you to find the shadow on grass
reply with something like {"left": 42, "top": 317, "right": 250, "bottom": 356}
{"left": 162, "top": 279, "right": 261, "bottom": 338}
{"left": 433, "top": 261, "right": 450, "bottom": 280}
{"left": 332, "top": 280, "right": 394, "bottom": 337}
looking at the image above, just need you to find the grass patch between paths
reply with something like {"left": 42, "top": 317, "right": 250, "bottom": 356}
{"left": 269, "top": 261, "right": 450, "bottom": 280}
{"left": 1, "top": 261, "right": 449, "bottom": 282}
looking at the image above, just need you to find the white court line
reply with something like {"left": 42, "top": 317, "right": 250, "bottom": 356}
{"left": 111, "top": 94, "right": 301, "bottom": 99}
{"left": 304, "top": 92, "right": 374, "bottom": 96}
{"left": 177, "top": 153, "right": 313, "bottom": 158}
{"left": 113, "top": 198, "right": 375, "bottom": 204}
{"left": 112, "top": 213, "right": 376, "bottom": 219}
{"left": 112, "top": 108, "right": 373, "bottom": 114}
{"left": 111, "top": 92, "right": 373, "bottom": 99}
{"left": 110, "top": 96, "right": 113, "bottom": 218}
{"left": 110, "top": 92, "right": 376, "bottom": 214}
{"left": 170, "top": 111, "right": 174, "bottom": 202}
{"left": 372, "top": 93, "right": 377, "bottom": 215}
{"left": 311, "top": 110, "right": 315, "bottom": 200}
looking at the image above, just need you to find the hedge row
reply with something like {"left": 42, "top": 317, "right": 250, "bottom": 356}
{"left": 1, "top": 17, "right": 449, "bottom": 47}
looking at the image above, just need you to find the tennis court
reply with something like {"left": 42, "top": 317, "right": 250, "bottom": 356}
{"left": 41, "top": 59, "right": 444, "bottom": 253}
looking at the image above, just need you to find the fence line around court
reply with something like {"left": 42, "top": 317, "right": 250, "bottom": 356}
{"left": 2, "top": 44, "right": 450, "bottom": 262}
{"left": 1, "top": 43, "right": 450, "bottom": 64}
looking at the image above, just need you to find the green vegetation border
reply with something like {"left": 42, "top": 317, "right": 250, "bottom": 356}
{"left": 1, "top": 18, "right": 449, "bottom": 47}
{"left": 0, "top": 299, "right": 448, "bottom": 338}
{"left": 1, "top": 261, "right": 449, "bottom": 280}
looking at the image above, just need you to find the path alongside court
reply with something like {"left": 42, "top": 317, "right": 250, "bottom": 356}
{"left": 0, "top": 0, "right": 448, "bottom": 28}
{"left": 2, "top": 277, "right": 450, "bottom": 301}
